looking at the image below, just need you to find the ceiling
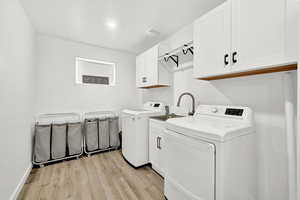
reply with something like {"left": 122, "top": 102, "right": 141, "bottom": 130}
{"left": 20, "top": 0, "right": 224, "bottom": 53}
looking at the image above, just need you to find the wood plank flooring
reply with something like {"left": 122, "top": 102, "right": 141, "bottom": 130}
{"left": 18, "top": 151, "right": 164, "bottom": 200}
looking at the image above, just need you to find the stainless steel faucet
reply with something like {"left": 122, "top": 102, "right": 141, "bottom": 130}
{"left": 177, "top": 92, "right": 195, "bottom": 116}
{"left": 165, "top": 105, "right": 170, "bottom": 116}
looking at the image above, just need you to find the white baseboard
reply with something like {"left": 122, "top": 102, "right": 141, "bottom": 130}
{"left": 10, "top": 164, "right": 32, "bottom": 200}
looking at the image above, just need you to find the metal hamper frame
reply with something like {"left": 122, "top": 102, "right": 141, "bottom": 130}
{"left": 83, "top": 111, "right": 120, "bottom": 156}
{"left": 32, "top": 113, "right": 84, "bottom": 167}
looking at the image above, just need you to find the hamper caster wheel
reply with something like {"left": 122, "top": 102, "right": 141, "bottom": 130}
{"left": 76, "top": 156, "right": 80, "bottom": 160}
{"left": 39, "top": 164, "right": 44, "bottom": 168}
{"left": 87, "top": 154, "right": 91, "bottom": 157}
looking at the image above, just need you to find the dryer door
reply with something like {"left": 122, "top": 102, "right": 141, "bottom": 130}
{"left": 164, "top": 129, "right": 215, "bottom": 200}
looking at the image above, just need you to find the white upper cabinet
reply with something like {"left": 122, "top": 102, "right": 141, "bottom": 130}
{"left": 136, "top": 53, "right": 145, "bottom": 88}
{"left": 231, "top": 0, "right": 286, "bottom": 72}
{"left": 136, "top": 44, "right": 171, "bottom": 88}
{"left": 193, "top": 0, "right": 297, "bottom": 79}
{"left": 145, "top": 45, "right": 159, "bottom": 86}
{"left": 193, "top": 1, "right": 232, "bottom": 78}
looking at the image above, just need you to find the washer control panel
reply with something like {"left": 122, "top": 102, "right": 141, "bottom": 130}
{"left": 143, "top": 101, "right": 165, "bottom": 111}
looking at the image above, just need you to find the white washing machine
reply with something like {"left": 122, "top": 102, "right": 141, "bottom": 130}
{"left": 164, "top": 105, "right": 256, "bottom": 200}
{"left": 122, "top": 102, "right": 165, "bottom": 167}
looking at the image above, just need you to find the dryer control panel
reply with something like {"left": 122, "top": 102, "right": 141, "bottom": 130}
{"left": 225, "top": 108, "right": 244, "bottom": 116}
{"left": 194, "top": 105, "right": 252, "bottom": 123}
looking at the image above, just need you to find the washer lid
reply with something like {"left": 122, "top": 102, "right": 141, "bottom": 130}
{"left": 122, "top": 101, "right": 165, "bottom": 116}
{"left": 122, "top": 109, "right": 163, "bottom": 116}
{"left": 166, "top": 116, "right": 254, "bottom": 142}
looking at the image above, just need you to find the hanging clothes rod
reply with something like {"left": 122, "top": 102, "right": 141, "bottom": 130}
{"left": 158, "top": 41, "right": 193, "bottom": 61}
{"left": 183, "top": 45, "right": 194, "bottom": 55}
{"left": 163, "top": 54, "right": 179, "bottom": 66}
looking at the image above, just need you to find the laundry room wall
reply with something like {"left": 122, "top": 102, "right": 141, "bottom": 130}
{"left": 139, "top": 82, "right": 174, "bottom": 107}
{"left": 35, "top": 34, "right": 140, "bottom": 114}
{"left": 0, "top": 0, "right": 36, "bottom": 199}
{"left": 141, "top": 22, "right": 297, "bottom": 200}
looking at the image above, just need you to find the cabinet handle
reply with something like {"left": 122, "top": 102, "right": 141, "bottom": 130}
{"left": 232, "top": 52, "right": 237, "bottom": 64}
{"left": 158, "top": 137, "right": 162, "bottom": 149}
{"left": 156, "top": 137, "right": 159, "bottom": 149}
{"left": 224, "top": 54, "right": 229, "bottom": 66}
{"left": 142, "top": 77, "right": 147, "bottom": 83}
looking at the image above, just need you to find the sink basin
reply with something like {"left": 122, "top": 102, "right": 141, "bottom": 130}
{"left": 150, "top": 114, "right": 184, "bottom": 121}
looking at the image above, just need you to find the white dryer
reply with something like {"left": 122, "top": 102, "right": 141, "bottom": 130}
{"left": 122, "top": 102, "right": 165, "bottom": 167}
{"left": 164, "top": 105, "right": 256, "bottom": 200}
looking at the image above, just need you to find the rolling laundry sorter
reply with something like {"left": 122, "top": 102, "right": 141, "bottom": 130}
{"left": 33, "top": 113, "right": 83, "bottom": 167}
{"left": 83, "top": 111, "right": 120, "bottom": 156}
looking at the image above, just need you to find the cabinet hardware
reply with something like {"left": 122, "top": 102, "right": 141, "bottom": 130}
{"left": 232, "top": 52, "right": 238, "bottom": 64}
{"left": 156, "top": 137, "right": 159, "bottom": 149}
{"left": 157, "top": 137, "right": 162, "bottom": 149}
{"left": 224, "top": 54, "right": 229, "bottom": 66}
{"left": 142, "top": 77, "right": 147, "bottom": 83}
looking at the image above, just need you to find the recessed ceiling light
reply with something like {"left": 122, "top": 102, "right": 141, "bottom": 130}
{"left": 106, "top": 19, "right": 117, "bottom": 29}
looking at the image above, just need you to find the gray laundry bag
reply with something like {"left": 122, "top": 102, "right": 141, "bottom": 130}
{"left": 68, "top": 122, "right": 82, "bottom": 155}
{"left": 51, "top": 123, "right": 67, "bottom": 159}
{"left": 98, "top": 119, "right": 110, "bottom": 149}
{"left": 34, "top": 124, "right": 51, "bottom": 163}
{"left": 109, "top": 117, "right": 120, "bottom": 147}
{"left": 85, "top": 119, "right": 98, "bottom": 151}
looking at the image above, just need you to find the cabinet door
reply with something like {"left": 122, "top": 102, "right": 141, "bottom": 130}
{"left": 193, "top": 1, "right": 231, "bottom": 78}
{"left": 231, "top": 0, "right": 286, "bottom": 72}
{"left": 158, "top": 132, "right": 164, "bottom": 176}
{"left": 285, "top": 0, "right": 298, "bottom": 61}
{"left": 144, "top": 45, "right": 159, "bottom": 87}
{"left": 149, "top": 127, "right": 160, "bottom": 169}
{"left": 136, "top": 54, "right": 145, "bottom": 87}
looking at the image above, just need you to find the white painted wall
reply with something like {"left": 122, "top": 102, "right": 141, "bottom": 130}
{"left": 140, "top": 85, "right": 174, "bottom": 107}
{"left": 142, "top": 22, "right": 297, "bottom": 200}
{"left": 159, "top": 24, "right": 193, "bottom": 56}
{"left": 35, "top": 34, "right": 139, "bottom": 114}
{"left": 0, "top": 0, "right": 36, "bottom": 199}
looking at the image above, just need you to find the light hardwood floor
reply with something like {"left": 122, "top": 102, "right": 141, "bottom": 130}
{"left": 18, "top": 151, "right": 164, "bottom": 200}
